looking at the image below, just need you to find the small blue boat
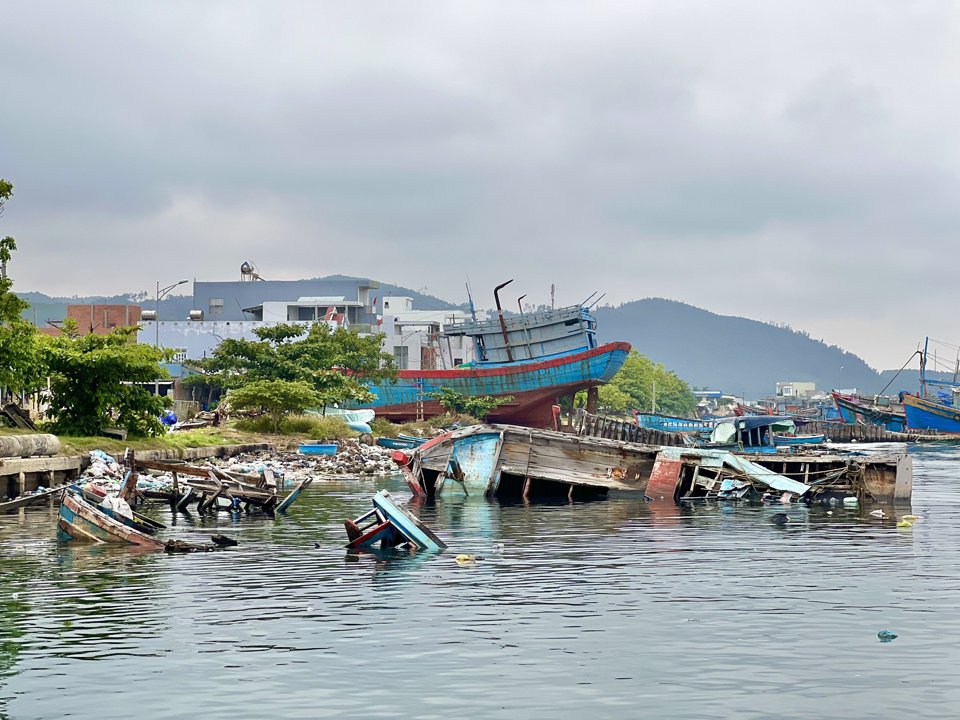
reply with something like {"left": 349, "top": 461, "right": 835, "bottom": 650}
{"left": 376, "top": 436, "right": 426, "bottom": 450}
{"left": 633, "top": 411, "right": 713, "bottom": 434}
{"left": 344, "top": 490, "right": 447, "bottom": 551}
{"left": 772, "top": 433, "right": 826, "bottom": 447}
{"left": 298, "top": 443, "right": 338, "bottom": 456}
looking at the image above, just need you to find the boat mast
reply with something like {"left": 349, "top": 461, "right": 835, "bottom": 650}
{"left": 494, "top": 279, "right": 515, "bottom": 362}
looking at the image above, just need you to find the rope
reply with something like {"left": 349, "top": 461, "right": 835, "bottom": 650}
{"left": 877, "top": 350, "right": 921, "bottom": 397}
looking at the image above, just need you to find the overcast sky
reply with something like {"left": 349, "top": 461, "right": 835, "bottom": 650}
{"left": 1, "top": 1, "right": 957, "bottom": 369}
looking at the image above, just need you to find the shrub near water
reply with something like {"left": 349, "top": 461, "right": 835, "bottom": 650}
{"left": 235, "top": 414, "right": 357, "bottom": 439}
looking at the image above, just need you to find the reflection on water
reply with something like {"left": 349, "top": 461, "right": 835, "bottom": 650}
{"left": 1, "top": 445, "right": 959, "bottom": 718}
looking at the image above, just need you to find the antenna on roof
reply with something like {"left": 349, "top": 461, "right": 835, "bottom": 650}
{"left": 550, "top": 283, "right": 555, "bottom": 310}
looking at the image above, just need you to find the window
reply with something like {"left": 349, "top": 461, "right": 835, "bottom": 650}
{"left": 208, "top": 298, "right": 224, "bottom": 317}
{"left": 394, "top": 346, "right": 409, "bottom": 370}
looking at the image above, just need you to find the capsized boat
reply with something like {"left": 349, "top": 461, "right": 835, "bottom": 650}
{"left": 343, "top": 490, "right": 446, "bottom": 551}
{"left": 57, "top": 490, "right": 165, "bottom": 549}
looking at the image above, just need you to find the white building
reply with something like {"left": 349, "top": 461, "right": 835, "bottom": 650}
{"left": 138, "top": 293, "right": 474, "bottom": 372}
{"left": 380, "top": 296, "right": 474, "bottom": 370}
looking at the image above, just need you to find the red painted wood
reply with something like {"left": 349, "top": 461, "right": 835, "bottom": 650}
{"left": 646, "top": 459, "right": 683, "bottom": 502}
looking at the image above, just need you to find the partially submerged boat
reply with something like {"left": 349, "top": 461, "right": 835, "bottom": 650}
{"left": 391, "top": 424, "right": 909, "bottom": 504}
{"left": 57, "top": 490, "right": 165, "bottom": 549}
{"left": 344, "top": 490, "right": 446, "bottom": 551}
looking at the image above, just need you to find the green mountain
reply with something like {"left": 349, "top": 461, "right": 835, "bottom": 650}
{"left": 593, "top": 298, "right": 881, "bottom": 399}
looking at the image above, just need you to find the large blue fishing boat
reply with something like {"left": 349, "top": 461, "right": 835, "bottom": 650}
{"left": 353, "top": 281, "right": 630, "bottom": 427}
{"left": 902, "top": 338, "right": 960, "bottom": 433}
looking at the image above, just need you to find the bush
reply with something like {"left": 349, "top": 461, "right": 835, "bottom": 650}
{"left": 234, "top": 414, "right": 357, "bottom": 438}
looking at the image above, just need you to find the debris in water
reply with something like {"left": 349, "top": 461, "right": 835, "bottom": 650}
{"left": 210, "top": 534, "right": 239, "bottom": 547}
{"left": 878, "top": 630, "right": 898, "bottom": 643}
{"left": 870, "top": 509, "right": 886, "bottom": 518}
{"left": 770, "top": 513, "right": 790, "bottom": 526}
{"left": 455, "top": 554, "right": 477, "bottom": 565}
{"left": 897, "top": 519, "right": 914, "bottom": 529}
{"left": 842, "top": 497, "right": 859, "bottom": 507}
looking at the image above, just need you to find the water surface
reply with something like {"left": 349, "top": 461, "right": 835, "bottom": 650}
{"left": 1, "top": 444, "right": 957, "bottom": 719}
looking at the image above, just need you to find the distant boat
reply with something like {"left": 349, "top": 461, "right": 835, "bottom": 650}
{"left": 902, "top": 393, "right": 960, "bottom": 433}
{"left": 831, "top": 392, "right": 907, "bottom": 432}
{"left": 708, "top": 416, "right": 820, "bottom": 453}
{"left": 633, "top": 411, "right": 713, "bottom": 434}
{"left": 772, "top": 433, "right": 826, "bottom": 447}
{"left": 901, "top": 337, "right": 960, "bottom": 433}
{"left": 376, "top": 436, "right": 427, "bottom": 450}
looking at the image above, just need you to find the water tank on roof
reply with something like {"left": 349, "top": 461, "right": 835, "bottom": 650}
{"left": 188, "top": 310, "right": 204, "bottom": 321}
{"left": 141, "top": 309, "right": 157, "bottom": 321}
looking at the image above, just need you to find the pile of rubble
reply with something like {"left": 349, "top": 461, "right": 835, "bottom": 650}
{"left": 214, "top": 439, "right": 399, "bottom": 480}
{"left": 78, "top": 440, "right": 400, "bottom": 496}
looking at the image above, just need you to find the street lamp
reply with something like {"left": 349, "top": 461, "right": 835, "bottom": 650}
{"left": 155, "top": 279, "right": 188, "bottom": 395}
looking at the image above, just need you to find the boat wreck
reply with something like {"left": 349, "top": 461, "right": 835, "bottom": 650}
{"left": 392, "top": 424, "right": 912, "bottom": 504}
{"left": 344, "top": 490, "right": 446, "bottom": 551}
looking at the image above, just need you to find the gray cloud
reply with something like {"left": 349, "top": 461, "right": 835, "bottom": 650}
{"left": 2, "top": 0, "right": 958, "bottom": 368}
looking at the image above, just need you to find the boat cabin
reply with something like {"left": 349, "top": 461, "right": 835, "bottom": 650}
{"left": 708, "top": 416, "right": 796, "bottom": 453}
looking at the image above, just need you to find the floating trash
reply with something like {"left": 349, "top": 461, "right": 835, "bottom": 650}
{"left": 897, "top": 519, "right": 914, "bottom": 529}
{"left": 770, "top": 513, "right": 790, "bottom": 526}
{"left": 455, "top": 554, "right": 477, "bottom": 565}
{"left": 878, "top": 630, "right": 898, "bottom": 643}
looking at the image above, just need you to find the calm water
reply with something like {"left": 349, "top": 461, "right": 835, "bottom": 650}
{"left": 1, "top": 444, "right": 959, "bottom": 719}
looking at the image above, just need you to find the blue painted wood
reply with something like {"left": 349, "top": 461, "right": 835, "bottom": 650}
{"left": 634, "top": 412, "right": 713, "bottom": 433}
{"left": 376, "top": 437, "right": 423, "bottom": 450}
{"left": 298, "top": 443, "right": 338, "bottom": 456}
{"left": 371, "top": 491, "right": 447, "bottom": 550}
{"left": 903, "top": 394, "right": 960, "bottom": 433}
{"left": 438, "top": 431, "right": 503, "bottom": 497}
{"left": 772, "top": 434, "right": 826, "bottom": 447}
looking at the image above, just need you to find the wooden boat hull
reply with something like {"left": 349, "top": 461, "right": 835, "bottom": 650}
{"left": 903, "top": 394, "right": 960, "bottom": 433}
{"left": 57, "top": 491, "right": 165, "bottom": 549}
{"left": 353, "top": 342, "right": 631, "bottom": 427}
{"left": 832, "top": 392, "right": 906, "bottom": 432}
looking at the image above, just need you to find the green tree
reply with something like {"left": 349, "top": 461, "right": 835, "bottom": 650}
{"left": 0, "top": 185, "right": 43, "bottom": 398}
{"left": 429, "top": 387, "right": 513, "bottom": 420}
{"left": 194, "top": 322, "right": 396, "bottom": 405}
{"left": 227, "top": 379, "right": 323, "bottom": 433}
{"left": 579, "top": 350, "right": 696, "bottom": 416}
{"left": 42, "top": 324, "right": 171, "bottom": 436}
